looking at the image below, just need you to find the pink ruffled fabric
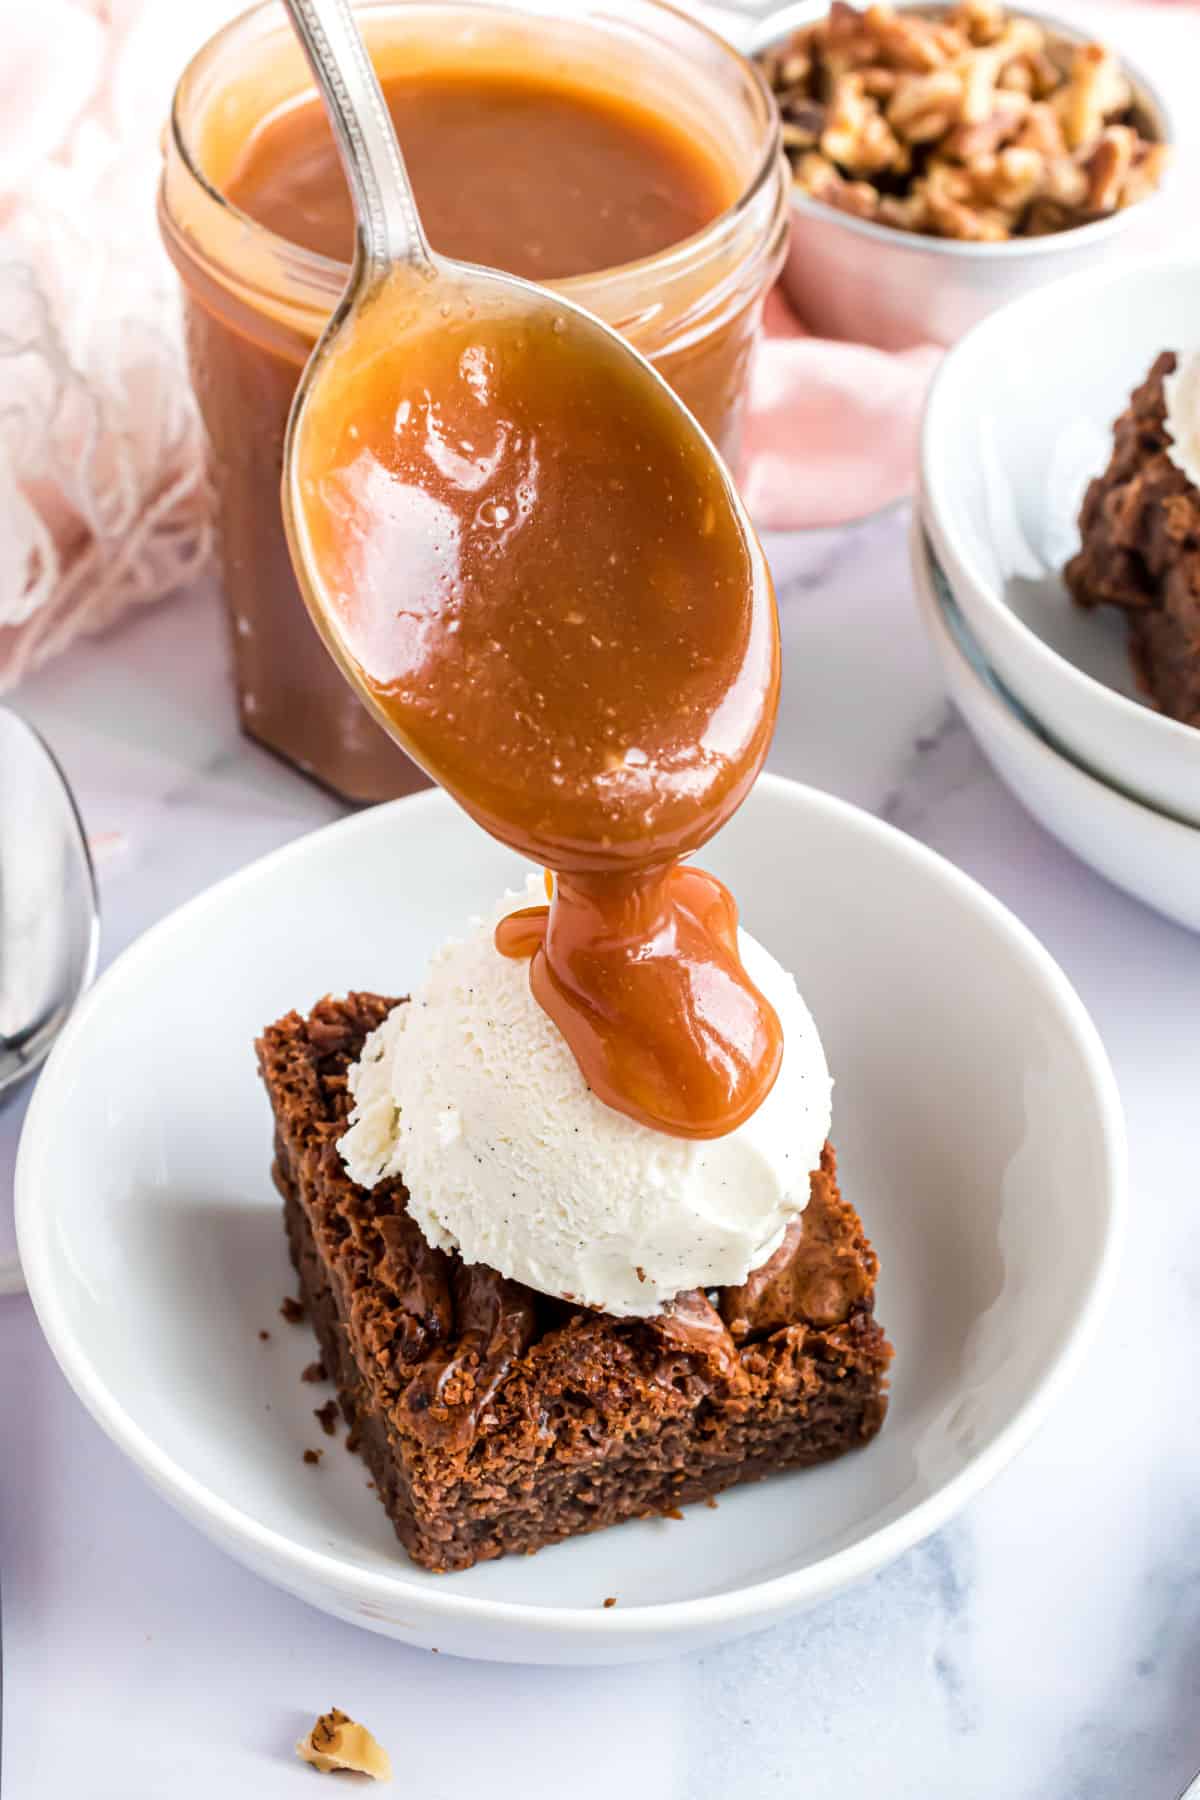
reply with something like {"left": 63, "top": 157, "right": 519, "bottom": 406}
{"left": 0, "top": 0, "right": 229, "bottom": 692}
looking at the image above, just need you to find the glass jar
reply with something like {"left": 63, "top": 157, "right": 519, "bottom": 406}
{"left": 160, "top": 0, "right": 788, "bottom": 803}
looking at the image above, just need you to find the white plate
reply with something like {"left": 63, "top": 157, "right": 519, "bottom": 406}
{"left": 17, "top": 777, "right": 1125, "bottom": 1664}
{"left": 920, "top": 258, "right": 1200, "bottom": 827}
{"left": 911, "top": 518, "right": 1200, "bottom": 935}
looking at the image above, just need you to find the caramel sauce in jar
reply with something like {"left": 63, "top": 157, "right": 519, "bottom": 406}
{"left": 290, "top": 274, "right": 782, "bottom": 1135}
{"left": 225, "top": 68, "right": 733, "bottom": 280}
{"left": 159, "top": 0, "right": 788, "bottom": 803}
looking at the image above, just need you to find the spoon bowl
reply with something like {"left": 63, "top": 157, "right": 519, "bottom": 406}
{"left": 0, "top": 709, "right": 98, "bottom": 1103}
{"left": 284, "top": 259, "right": 776, "bottom": 867}
{"left": 0, "top": 707, "right": 98, "bottom": 1297}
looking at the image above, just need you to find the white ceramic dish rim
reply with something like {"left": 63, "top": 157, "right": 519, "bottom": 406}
{"left": 750, "top": 0, "right": 1177, "bottom": 258}
{"left": 911, "top": 514, "right": 1200, "bottom": 849}
{"left": 16, "top": 774, "right": 1127, "bottom": 1645}
{"left": 921, "top": 256, "right": 1200, "bottom": 753}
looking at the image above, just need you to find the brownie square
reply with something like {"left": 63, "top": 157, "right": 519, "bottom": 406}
{"left": 257, "top": 993, "right": 892, "bottom": 1573}
{"left": 1065, "top": 351, "right": 1200, "bottom": 727}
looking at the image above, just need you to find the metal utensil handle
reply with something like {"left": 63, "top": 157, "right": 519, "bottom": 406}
{"left": 282, "top": 0, "right": 433, "bottom": 275}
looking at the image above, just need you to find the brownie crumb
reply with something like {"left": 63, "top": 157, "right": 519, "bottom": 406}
{"left": 303, "top": 1449, "right": 323, "bottom": 1466}
{"left": 314, "top": 1400, "right": 339, "bottom": 1437}
{"left": 664, "top": 1507, "right": 684, "bottom": 1521}
{"left": 301, "top": 1360, "right": 327, "bottom": 1384}
{"left": 346, "top": 1427, "right": 362, "bottom": 1454}
{"left": 705, "top": 1497, "right": 719, "bottom": 1510}
{"left": 258, "top": 1329, "right": 271, "bottom": 1342}
{"left": 603, "top": 1596, "right": 617, "bottom": 1609}
{"left": 280, "top": 1295, "right": 305, "bottom": 1324}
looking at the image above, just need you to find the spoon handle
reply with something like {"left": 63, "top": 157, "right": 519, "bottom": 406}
{"left": 282, "top": 0, "right": 433, "bottom": 276}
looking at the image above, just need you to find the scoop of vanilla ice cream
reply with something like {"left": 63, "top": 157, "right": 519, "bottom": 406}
{"left": 339, "top": 877, "right": 832, "bottom": 1317}
{"left": 1164, "top": 352, "right": 1200, "bottom": 491}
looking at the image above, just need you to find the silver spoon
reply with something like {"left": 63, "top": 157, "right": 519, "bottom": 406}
{"left": 0, "top": 706, "right": 99, "bottom": 1295}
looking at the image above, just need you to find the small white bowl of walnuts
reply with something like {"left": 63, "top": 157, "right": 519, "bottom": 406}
{"left": 753, "top": 0, "right": 1173, "bottom": 348}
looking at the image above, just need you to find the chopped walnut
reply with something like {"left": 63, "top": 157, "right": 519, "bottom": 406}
{"left": 1014, "top": 100, "right": 1068, "bottom": 160}
{"left": 864, "top": 3, "right": 953, "bottom": 70}
{"left": 1084, "top": 123, "right": 1136, "bottom": 212}
{"left": 797, "top": 151, "right": 881, "bottom": 219}
{"left": 971, "top": 145, "right": 1045, "bottom": 210}
{"left": 1040, "top": 153, "right": 1089, "bottom": 210}
{"left": 888, "top": 69, "right": 964, "bottom": 143}
{"left": 861, "top": 66, "right": 899, "bottom": 98}
{"left": 923, "top": 182, "right": 1009, "bottom": 240}
{"left": 821, "top": 0, "right": 889, "bottom": 76}
{"left": 1025, "top": 48, "right": 1068, "bottom": 100}
{"left": 1054, "top": 43, "right": 1129, "bottom": 151}
{"left": 956, "top": 21, "right": 1041, "bottom": 126}
{"left": 948, "top": 0, "right": 1005, "bottom": 45}
{"left": 1122, "top": 140, "right": 1170, "bottom": 208}
{"left": 781, "top": 105, "right": 826, "bottom": 152}
{"left": 941, "top": 89, "right": 1027, "bottom": 159}
{"left": 877, "top": 190, "right": 931, "bottom": 230}
{"left": 1024, "top": 197, "right": 1072, "bottom": 234}
{"left": 762, "top": 1, "right": 1166, "bottom": 242}
{"left": 775, "top": 49, "right": 813, "bottom": 89}
{"left": 822, "top": 72, "right": 909, "bottom": 173}
{"left": 296, "top": 1708, "right": 392, "bottom": 1781}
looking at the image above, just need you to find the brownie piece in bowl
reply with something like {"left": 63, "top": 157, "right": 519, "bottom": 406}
{"left": 1066, "top": 352, "right": 1200, "bottom": 728}
{"left": 257, "top": 994, "right": 892, "bottom": 1574}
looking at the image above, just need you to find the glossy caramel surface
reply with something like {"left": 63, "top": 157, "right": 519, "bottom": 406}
{"left": 291, "top": 272, "right": 781, "bottom": 1135}
{"left": 226, "top": 68, "right": 733, "bottom": 282}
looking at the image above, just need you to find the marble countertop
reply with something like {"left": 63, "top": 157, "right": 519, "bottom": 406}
{"left": 2, "top": 508, "right": 1199, "bottom": 1798}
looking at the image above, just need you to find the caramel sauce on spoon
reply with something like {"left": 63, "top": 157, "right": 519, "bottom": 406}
{"left": 289, "top": 270, "right": 781, "bottom": 1139}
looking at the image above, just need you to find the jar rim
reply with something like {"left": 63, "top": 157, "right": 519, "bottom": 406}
{"left": 165, "top": 0, "right": 783, "bottom": 315}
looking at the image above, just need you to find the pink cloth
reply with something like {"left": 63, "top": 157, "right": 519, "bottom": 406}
{"left": 742, "top": 289, "right": 942, "bottom": 531}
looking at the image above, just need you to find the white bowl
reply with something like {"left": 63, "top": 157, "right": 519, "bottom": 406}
{"left": 17, "top": 777, "right": 1124, "bottom": 1665}
{"left": 911, "top": 517, "right": 1200, "bottom": 933}
{"left": 921, "top": 258, "right": 1200, "bottom": 826}
{"left": 748, "top": 2, "right": 1174, "bottom": 350}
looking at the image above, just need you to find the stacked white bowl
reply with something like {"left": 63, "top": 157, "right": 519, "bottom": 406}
{"left": 916, "top": 260, "right": 1200, "bottom": 933}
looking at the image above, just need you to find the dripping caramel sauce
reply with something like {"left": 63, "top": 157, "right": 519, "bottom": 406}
{"left": 495, "top": 866, "right": 782, "bottom": 1138}
{"left": 291, "top": 271, "right": 782, "bottom": 1138}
